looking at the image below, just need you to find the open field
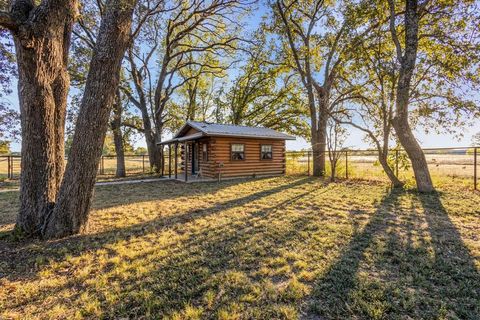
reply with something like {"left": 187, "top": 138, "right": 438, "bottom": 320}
{"left": 286, "top": 151, "right": 478, "bottom": 190}
{"left": 1, "top": 177, "right": 479, "bottom": 319}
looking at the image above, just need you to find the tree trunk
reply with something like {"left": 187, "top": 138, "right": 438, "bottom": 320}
{"left": 144, "top": 130, "right": 162, "bottom": 173}
{"left": 124, "top": 47, "right": 163, "bottom": 173}
{"left": 10, "top": 0, "right": 75, "bottom": 236}
{"left": 152, "top": 144, "right": 163, "bottom": 174}
{"left": 42, "top": 0, "right": 136, "bottom": 239}
{"left": 53, "top": 73, "right": 68, "bottom": 187}
{"left": 136, "top": 104, "right": 162, "bottom": 173}
{"left": 390, "top": 0, "right": 434, "bottom": 193}
{"left": 311, "top": 134, "right": 326, "bottom": 177}
{"left": 330, "top": 159, "right": 336, "bottom": 182}
{"left": 392, "top": 118, "right": 433, "bottom": 192}
{"left": 377, "top": 151, "right": 404, "bottom": 188}
{"left": 311, "top": 110, "right": 328, "bottom": 177}
{"left": 111, "top": 91, "right": 126, "bottom": 178}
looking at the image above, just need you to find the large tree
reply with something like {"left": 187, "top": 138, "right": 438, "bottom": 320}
{"left": 176, "top": 50, "right": 229, "bottom": 123}
{"left": 0, "top": 0, "right": 138, "bottom": 238}
{"left": 386, "top": 0, "right": 480, "bottom": 192}
{"left": 68, "top": 0, "right": 146, "bottom": 178}
{"left": 332, "top": 2, "right": 404, "bottom": 187}
{"left": 43, "top": 0, "right": 138, "bottom": 238}
{"left": 388, "top": 0, "right": 433, "bottom": 191}
{"left": 122, "top": 0, "right": 248, "bottom": 172}
{"left": 272, "top": 0, "right": 369, "bottom": 176}
{"left": 1, "top": 0, "right": 78, "bottom": 235}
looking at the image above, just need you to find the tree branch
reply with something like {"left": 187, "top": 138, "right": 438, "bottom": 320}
{"left": 387, "top": 0, "right": 403, "bottom": 62}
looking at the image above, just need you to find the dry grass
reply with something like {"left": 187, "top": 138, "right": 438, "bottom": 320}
{"left": 0, "top": 177, "right": 479, "bottom": 319}
{"left": 0, "top": 157, "right": 21, "bottom": 181}
{"left": 286, "top": 154, "right": 477, "bottom": 190}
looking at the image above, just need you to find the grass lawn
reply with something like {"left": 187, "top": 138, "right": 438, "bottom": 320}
{"left": 0, "top": 177, "right": 479, "bottom": 319}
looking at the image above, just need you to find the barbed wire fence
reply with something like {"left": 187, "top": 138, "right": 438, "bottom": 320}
{"left": 1, "top": 146, "right": 478, "bottom": 190}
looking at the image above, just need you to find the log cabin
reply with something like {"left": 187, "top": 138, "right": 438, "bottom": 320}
{"left": 158, "top": 121, "right": 296, "bottom": 181}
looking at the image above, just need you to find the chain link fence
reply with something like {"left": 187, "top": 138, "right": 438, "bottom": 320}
{"left": 1, "top": 146, "right": 478, "bottom": 190}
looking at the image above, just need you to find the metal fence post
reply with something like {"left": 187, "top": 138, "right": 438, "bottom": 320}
{"left": 474, "top": 147, "right": 477, "bottom": 191}
{"left": 142, "top": 155, "right": 145, "bottom": 173}
{"left": 307, "top": 151, "right": 310, "bottom": 176}
{"left": 101, "top": 156, "right": 105, "bottom": 175}
{"left": 345, "top": 150, "right": 348, "bottom": 179}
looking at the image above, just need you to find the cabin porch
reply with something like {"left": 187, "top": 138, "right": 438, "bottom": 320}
{"left": 164, "top": 172, "right": 216, "bottom": 183}
{"left": 158, "top": 137, "right": 215, "bottom": 183}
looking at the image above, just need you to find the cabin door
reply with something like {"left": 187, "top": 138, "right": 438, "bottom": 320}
{"left": 192, "top": 142, "right": 199, "bottom": 174}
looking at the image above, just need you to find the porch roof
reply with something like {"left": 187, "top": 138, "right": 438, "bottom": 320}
{"left": 157, "top": 121, "right": 296, "bottom": 145}
{"left": 157, "top": 132, "right": 204, "bottom": 145}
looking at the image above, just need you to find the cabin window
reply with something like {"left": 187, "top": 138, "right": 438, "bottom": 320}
{"left": 261, "top": 144, "right": 273, "bottom": 160}
{"left": 202, "top": 143, "right": 208, "bottom": 161}
{"left": 231, "top": 144, "right": 245, "bottom": 160}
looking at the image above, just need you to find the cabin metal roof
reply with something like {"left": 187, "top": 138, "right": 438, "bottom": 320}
{"left": 158, "top": 121, "right": 296, "bottom": 145}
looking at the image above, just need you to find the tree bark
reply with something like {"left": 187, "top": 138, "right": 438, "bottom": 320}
{"left": 152, "top": 144, "right": 163, "bottom": 173}
{"left": 42, "top": 0, "right": 137, "bottom": 239}
{"left": 311, "top": 90, "right": 328, "bottom": 177}
{"left": 311, "top": 131, "right": 326, "bottom": 177}
{"left": 53, "top": 72, "right": 69, "bottom": 187}
{"left": 111, "top": 91, "right": 126, "bottom": 178}
{"left": 390, "top": 0, "right": 433, "bottom": 192}
{"left": 7, "top": 0, "right": 76, "bottom": 236}
{"left": 392, "top": 118, "right": 432, "bottom": 191}
{"left": 144, "top": 128, "right": 162, "bottom": 173}
{"left": 377, "top": 151, "right": 404, "bottom": 188}
{"left": 330, "top": 158, "right": 336, "bottom": 182}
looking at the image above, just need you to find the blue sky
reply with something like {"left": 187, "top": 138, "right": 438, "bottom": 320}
{"left": 4, "top": 2, "right": 480, "bottom": 152}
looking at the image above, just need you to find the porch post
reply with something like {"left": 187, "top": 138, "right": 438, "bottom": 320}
{"left": 168, "top": 144, "right": 172, "bottom": 178}
{"left": 161, "top": 145, "right": 165, "bottom": 177}
{"left": 184, "top": 141, "right": 188, "bottom": 182}
{"left": 174, "top": 143, "right": 178, "bottom": 179}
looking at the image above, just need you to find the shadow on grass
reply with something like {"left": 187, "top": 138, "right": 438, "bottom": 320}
{"left": 6, "top": 179, "right": 477, "bottom": 318}
{"left": 0, "top": 178, "right": 254, "bottom": 232}
{"left": 306, "top": 189, "right": 480, "bottom": 319}
{"left": 0, "top": 176, "right": 294, "bottom": 234}
{"left": 3, "top": 177, "right": 330, "bottom": 318}
{"left": 91, "top": 178, "right": 245, "bottom": 211}
{"left": 0, "top": 177, "right": 313, "bottom": 281}
{"left": 417, "top": 191, "right": 480, "bottom": 318}
{"left": 102, "top": 183, "right": 328, "bottom": 317}
{"left": 305, "top": 188, "right": 401, "bottom": 319}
